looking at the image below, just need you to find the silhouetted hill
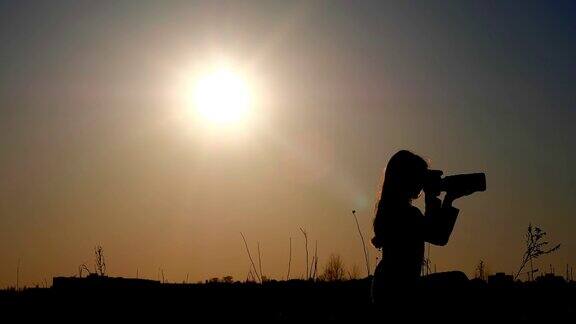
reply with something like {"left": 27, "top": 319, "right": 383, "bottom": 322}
{"left": 1, "top": 275, "right": 574, "bottom": 322}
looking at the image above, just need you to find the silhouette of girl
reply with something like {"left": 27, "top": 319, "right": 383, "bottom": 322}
{"left": 371, "top": 150, "right": 467, "bottom": 305}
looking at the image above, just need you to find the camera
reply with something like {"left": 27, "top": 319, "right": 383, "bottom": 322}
{"left": 424, "top": 170, "right": 486, "bottom": 196}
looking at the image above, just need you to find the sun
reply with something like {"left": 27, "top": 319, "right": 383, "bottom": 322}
{"left": 192, "top": 68, "right": 252, "bottom": 126}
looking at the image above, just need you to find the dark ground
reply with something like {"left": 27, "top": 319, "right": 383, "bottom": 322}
{"left": 1, "top": 275, "right": 574, "bottom": 322}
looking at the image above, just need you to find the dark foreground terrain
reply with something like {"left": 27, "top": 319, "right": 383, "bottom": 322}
{"left": 1, "top": 274, "right": 574, "bottom": 322}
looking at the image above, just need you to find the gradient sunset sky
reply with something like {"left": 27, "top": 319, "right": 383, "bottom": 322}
{"left": 1, "top": 1, "right": 575, "bottom": 287}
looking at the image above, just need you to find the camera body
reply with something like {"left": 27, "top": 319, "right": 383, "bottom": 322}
{"left": 424, "top": 170, "right": 486, "bottom": 196}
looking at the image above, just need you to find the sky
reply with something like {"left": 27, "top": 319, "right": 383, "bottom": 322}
{"left": 1, "top": 0, "right": 575, "bottom": 287}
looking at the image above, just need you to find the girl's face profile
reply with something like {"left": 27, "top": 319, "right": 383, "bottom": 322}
{"left": 407, "top": 168, "right": 426, "bottom": 199}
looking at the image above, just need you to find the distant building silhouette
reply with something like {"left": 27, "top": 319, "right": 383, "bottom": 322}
{"left": 535, "top": 273, "right": 566, "bottom": 286}
{"left": 53, "top": 274, "right": 160, "bottom": 290}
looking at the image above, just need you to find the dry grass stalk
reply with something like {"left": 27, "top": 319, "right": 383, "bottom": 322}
{"left": 312, "top": 240, "right": 318, "bottom": 280}
{"left": 300, "top": 227, "right": 309, "bottom": 279}
{"left": 348, "top": 264, "right": 360, "bottom": 280}
{"left": 515, "top": 223, "right": 561, "bottom": 280}
{"left": 287, "top": 237, "right": 292, "bottom": 280}
{"left": 352, "top": 210, "right": 370, "bottom": 276}
{"left": 240, "top": 232, "right": 262, "bottom": 283}
{"left": 16, "top": 258, "right": 20, "bottom": 291}
{"left": 257, "top": 242, "right": 263, "bottom": 281}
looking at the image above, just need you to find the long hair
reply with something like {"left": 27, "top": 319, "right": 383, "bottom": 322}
{"left": 372, "top": 150, "right": 428, "bottom": 247}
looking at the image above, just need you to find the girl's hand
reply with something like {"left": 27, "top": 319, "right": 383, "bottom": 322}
{"left": 444, "top": 188, "right": 475, "bottom": 207}
{"left": 443, "top": 194, "right": 456, "bottom": 208}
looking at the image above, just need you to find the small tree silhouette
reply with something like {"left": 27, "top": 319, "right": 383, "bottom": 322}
{"left": 79, "top": 264, "right": 92, "bottom": 277}
{"left": 515, "top": 224, "right": 560, "bottom": 281}
{"left": 94, "top": 246, "right": 106, "bottom": 276}
{"left": 319, "top": 254, "right": 346, "bottom": 281}
{"left": 475, "top": 260, "right": 486, "bottom": 281}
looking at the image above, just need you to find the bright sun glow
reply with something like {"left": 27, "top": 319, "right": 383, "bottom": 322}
{"left": 192, "top": 68, "right": 251, "bottom": 126}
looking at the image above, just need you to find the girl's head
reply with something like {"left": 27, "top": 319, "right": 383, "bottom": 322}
{"left": 378, "top": 150, "right": 429, "bottom": 205}
{"left": 372, "top": 150, "right": 429, "bottom": 248}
